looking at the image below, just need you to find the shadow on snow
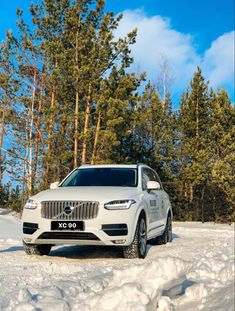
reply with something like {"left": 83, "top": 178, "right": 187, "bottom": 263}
{"left": 0, "top": 246, "right": 23, "bottom": 253}
{"left": 0, "top": 233, "right": 180, "bottom": 259}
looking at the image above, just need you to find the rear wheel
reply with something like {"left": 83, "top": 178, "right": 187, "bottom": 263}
{"left": 123, "top": 216, "right": 147, "bottom": 259}
{"left": 23, "top": 241, "right": 52, "bottom": 256}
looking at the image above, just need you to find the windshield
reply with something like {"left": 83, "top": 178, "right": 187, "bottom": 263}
{"left": 61, "top": 168, "right": 138, "bottom": 187}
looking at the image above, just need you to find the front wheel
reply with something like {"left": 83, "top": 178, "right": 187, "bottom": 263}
{"left": 123, "top": 216, "right": 147, "bottom": 259}
{"left": 23, "top": 241, "right": 52, "bottom": 256}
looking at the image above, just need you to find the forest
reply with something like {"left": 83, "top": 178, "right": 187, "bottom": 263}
{"left": 0, "top": 0, "right": 234, "bottom": 222}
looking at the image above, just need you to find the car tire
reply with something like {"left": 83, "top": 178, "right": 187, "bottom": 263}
{"left": 155, "top": 214, "right": 172, "bottom": 245}
{"left": 167, "top": 214, "right": 173, "bottom": 243}
{"left": 23, "top": 241, "right": 52, "bottom": 256}
{"left": 123, "top": 215, "right": 147, "bottom": 259}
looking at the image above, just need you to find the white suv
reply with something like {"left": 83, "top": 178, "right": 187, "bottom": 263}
{"left": 22, "top": 164, "right": 172, "bottom": 259}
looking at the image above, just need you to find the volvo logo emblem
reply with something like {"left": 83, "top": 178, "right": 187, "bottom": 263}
{"left": 63, "top": 206, "right": 73, "bottom": 216}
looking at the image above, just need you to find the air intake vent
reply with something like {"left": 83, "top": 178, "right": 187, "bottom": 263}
{"left": 38, "top": 232, "right": 100, "bottom": 240}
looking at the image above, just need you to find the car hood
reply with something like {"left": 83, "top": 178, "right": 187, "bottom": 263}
{"left": 30, "top": 187, "right": 140, "bottom": 203}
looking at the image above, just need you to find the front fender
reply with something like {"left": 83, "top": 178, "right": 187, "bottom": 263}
{"left": 128, "top": 204, "right": 148, "bottom": 243}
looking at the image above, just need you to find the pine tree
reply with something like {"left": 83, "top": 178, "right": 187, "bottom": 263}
{"left": 0, "top": 33, "right": 19, "bottom": 185}
{"left": 178, "top": 67, "right": 211, "bottom": 220}
{"left": 92, "top": 65, "right": 144, "bottom": 164}
{"left": 62, "top": 0, "right": 138, "bottom": 165}
{"left": 7, "top": 8, "right": 48, "bottom": 195}
{"left": 30, "top": 0, "right": 71, "bottom": 185}
{"left": 208, "top": 89, "right": 235, "bottom": 222}
{"left": 0, "top": 183, "right": 10, "bottom": 208}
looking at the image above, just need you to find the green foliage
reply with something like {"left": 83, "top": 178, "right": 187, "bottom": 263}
{"left": 0, "top": 184, "right": 21, "bottom": 211}
{"left": 0, "top": 183, "right": 10, "bottom": 207}
{"left": 177, "top": 68, "right": 234, "bottom": 222}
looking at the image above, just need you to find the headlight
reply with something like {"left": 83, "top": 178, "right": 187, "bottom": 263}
{"left": 104, "top": 199, "right": 136, "bottom": 210}
{"left": 24, "top": 199, "right": 38, "bottom": 209}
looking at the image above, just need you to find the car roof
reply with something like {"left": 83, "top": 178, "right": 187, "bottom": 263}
{"left": 79, "top": 164, "right": 138, "bottom": 169}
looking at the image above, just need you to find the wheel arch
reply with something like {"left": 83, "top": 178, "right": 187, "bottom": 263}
{"left": 162, "top": 207, "right": 173, "bottom": 229}
{"left": 168, "top": 208, "right": 173, "bottom": 220}
{"left": 130, "top": 206, "right": 148, "bottom": 241}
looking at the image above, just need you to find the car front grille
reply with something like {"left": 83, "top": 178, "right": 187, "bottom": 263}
{"left": 41, "top": 201, "right": 99, "bottom": 220}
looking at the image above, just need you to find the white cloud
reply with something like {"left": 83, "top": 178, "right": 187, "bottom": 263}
{"left": 202, "top": 31, "right": 235, "bottom": 88}
{"left": 115, "top": 9, "right": 234, "bottom": 99}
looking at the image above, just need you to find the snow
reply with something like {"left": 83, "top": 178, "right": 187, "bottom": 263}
{"left": 0, "top": 209, "right": 234, "bottom": 311}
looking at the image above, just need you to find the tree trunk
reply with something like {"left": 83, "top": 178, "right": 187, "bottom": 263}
{"left": 189, "top": 183, "right": 193, "bottom": 203}
{"left": 177, "top": 182, "right": 183, "bottom": 214}
{"left": 201, "top": 187, "right": 205, "bottom": 223}
{"left": 162, "top": 68, "right": 166, "bottom": 110}
{"left": 74, "top": 31, "right": 80, "bottom": 168}
{"left": 57, "top": 115, "right": 67, "bottom": 180}
{"left": 74, "top": 91, "right": 79, "bottom": 168}
{"left": 28, "top": 67, "right": 37, "bottom": 194}
{"left": 81, "top": 84, "right": 92, "bottom": 164}
{"left": 45, "top": 86, "right": 56, "bottom": 185}
{"left": 184, "top": 182, "right": 188, "bottom": 209}
{"left": 32, "top": 68, "right": 45, "bottom": 191}
{"left": 196, "top": 84, "right": 199, "bottom": 151}
{"left": 0, "top": 99, "right": 6, "bottom": 183}
{"left": 212, "top": 193, "right": 218, "bottom": 223}
{"left": 91, "top": 111, "right": 101, "bottom": 164}
{"left": 189, "top": 183, "right": 194, "bottom": 219}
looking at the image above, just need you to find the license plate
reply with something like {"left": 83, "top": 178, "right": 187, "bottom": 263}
{"left": 51, "top": 221, "right": 84, "bottom": 231}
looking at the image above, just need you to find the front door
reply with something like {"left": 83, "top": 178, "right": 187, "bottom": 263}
{"left": 141, "top": 168, "right": 163, "bottom": 234}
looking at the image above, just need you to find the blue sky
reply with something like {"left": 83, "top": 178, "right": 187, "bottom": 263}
{"left": 106, "top": 0, "right": 234, "bottom": 52}
{"left": 0, "top": 0, "right": 234, "bottom": 103}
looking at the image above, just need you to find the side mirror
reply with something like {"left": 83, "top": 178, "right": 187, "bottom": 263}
{"left": 50, "top": 181, "right": 60, "bottom": 189}
{"left": 147, "top": 181, "right": 161, "bottom": 191}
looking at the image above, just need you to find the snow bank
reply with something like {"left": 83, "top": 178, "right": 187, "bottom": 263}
{"left": 0, "top": 212, "right": 234, "bottom": 311}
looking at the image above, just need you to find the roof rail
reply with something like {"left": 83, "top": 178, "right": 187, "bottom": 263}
{"left": 137, "top": 162, "right": 145, "bottom": 167}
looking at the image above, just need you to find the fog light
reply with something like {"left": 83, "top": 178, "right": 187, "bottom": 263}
{"left": 112, "top": 240, "right": 126, "bottom": 244}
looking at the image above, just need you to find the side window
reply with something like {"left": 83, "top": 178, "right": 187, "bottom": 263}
{"left": 142, "top": 168, "right": 149, "bottom": 191}
{"left": 142, "top": 168, "right": 157, "bottom": 190}
{"left": 153, "top": 171, "right": 163, "bottom": 189}
{"left": 148, "top": 169, "right": 157, "bottom": 182}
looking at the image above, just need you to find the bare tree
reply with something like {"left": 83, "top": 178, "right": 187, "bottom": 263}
{"left": 155, "top": 55, "right": 174, "bottom": 109}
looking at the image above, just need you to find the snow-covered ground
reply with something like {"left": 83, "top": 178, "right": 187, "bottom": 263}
{"left": 0, "top": 209, "right": 234, "bottom": 311}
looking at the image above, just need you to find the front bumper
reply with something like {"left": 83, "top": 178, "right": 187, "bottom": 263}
{"left": 22, "top": 206, "right": 137, "bottom": 246}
